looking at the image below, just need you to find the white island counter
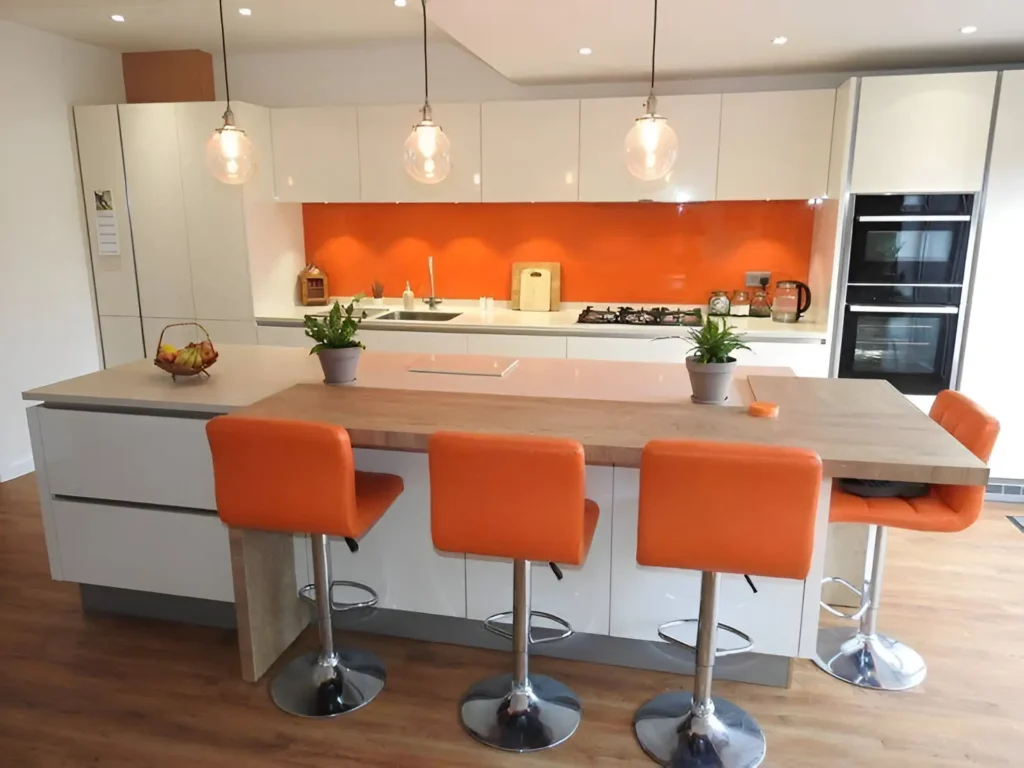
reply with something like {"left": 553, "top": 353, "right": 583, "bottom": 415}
{"left": 22, "top": 346, "right": 985, "bottom": 687}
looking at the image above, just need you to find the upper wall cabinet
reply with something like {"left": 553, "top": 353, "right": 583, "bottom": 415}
{"left": 482, "top": 99, "right": 580, "bottom": 202}
{"left": 579, "top": 94, "right": 721, "bottom": 202}
{"left": 358, "top": 103, "right": 481, "bottom": 203}
{"left": 717, "top": 89, "right": 836, "bottom": 201}
{"left": 271, "top": 107, "right": 360, "bottom": 202}
{"left": 119, "top": 103, "right": 195, "bottom": 321}
{"left": 73, "top": 105, "right": 140, "bottom": 318}
{"left": 851, "top": 72, "right": 997, "bottom": 194}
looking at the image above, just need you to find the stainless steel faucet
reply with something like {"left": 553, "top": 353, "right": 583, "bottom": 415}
{"left": 423, "top": 255, "right": 443, "bottom": 309}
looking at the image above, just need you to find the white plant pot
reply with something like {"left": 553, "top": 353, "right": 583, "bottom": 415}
{"left": 318, "top": 346, "right": 362, "bottom": 385}
{"left": 686, "top": 356, "right": 737, "bottom": 404}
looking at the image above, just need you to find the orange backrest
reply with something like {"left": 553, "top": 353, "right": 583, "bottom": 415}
{"left": 206, "top": 415, "right": 359, "bottom": 537}
{"left": 929, "top": 390, "right": 1000, "bottom": 525}
{"left": 638, "top": 440, "right": 822, "bottom": 579}
{"left": 429, "top": 432, "right": 589, "bottom": 564}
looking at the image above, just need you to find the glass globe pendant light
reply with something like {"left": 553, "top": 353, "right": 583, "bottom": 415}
{"left": 404, "top": 0, "right": 451, "bottom": 184}
{"left": 206, "top": 0, "right": 255, "bottom": 184}
{"left": 624, "top": 0, "right": 678, "bottom": 181}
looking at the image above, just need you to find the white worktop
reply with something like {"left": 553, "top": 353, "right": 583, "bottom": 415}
{"left": 257, "top": 299, "right": 828, "bottom": 342}
{"left": 23, "top": 344, "right": 782, "bottom": 414}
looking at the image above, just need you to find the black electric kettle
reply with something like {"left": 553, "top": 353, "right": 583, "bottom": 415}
{"left": 772, "top": 280, "right": 812, "bottom": 323}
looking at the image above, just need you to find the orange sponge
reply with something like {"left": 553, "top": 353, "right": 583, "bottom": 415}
{"left": 748, "top": 401, "right": 779, "bottom": 419}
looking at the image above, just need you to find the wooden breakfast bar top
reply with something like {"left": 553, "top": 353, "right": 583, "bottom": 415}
{"left": 237, "top": 376, "right": 988, "bottom": 486}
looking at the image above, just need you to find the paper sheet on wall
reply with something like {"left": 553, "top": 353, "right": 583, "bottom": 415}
{"left": 94, "top": 190, "right": 119, "bottom": 256}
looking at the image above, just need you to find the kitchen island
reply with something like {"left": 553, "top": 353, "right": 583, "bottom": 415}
{"left": 22, "top": 346, "right": 986, "bottom": 688}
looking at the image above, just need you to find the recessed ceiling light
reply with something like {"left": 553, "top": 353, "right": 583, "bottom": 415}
{"left": 110, "top": 14, "right": 125, "bottom": 22}
{"left": 960, "top": 25, "right": 978, "bottom": 35}
{"left": 394, "top": 0, "right": 407, "bottom": 6}
{"left": 772, "top": 36, "right": 788, "bottom": 45}
{"left": 238, "top": 8, "right": 252, "bottom": 16}
{"left": 578, "top": 47, "right": 593, "bottom": 56}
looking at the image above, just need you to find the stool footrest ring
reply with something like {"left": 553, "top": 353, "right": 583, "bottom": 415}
{"left": 299, "top": 580, "right": 379, "bottom": 612}
{"left": 819, "top": 576, "right": 869, "bottom": 620}
{"left": 657, "top": 618, "right": 754, "bottom": 657}
{"left": 483, "top": 610, "right": 573, "bottom": 645}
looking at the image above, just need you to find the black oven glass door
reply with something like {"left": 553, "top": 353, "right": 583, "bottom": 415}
{"left": 848, "top": 218, "right": 970, "bottom": 286}
{"left": 839, "top": 306, "right": 958, "bottom": 395}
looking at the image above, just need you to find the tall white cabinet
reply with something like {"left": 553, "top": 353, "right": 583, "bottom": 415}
{"left": 851, "top": 72, "right": 997, "bottom": 194}
{"left": 578, "top": 94, "right": 721, "bottom": 202}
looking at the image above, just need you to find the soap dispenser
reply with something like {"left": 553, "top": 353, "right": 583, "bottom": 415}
{"left": 402, "top": 281, "right": 415, "bottom": 310}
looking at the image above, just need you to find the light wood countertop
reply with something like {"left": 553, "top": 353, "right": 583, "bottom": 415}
{"left": 236, "top": 379, "right": 988, "bottom": 486}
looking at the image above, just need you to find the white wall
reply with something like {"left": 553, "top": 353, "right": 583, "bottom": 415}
{"left": 216, "top": 41, "right": 849, "bottom": 107}
{"left": 960, "top": 70, "right": 1024, "bottom": 482}
{"left": 0, "top": 21, "right": 125, "bottom": 481}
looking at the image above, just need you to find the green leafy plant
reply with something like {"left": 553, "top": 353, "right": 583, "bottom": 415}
{"left": 370, "top": 279, "right": 385, "bottom": 299}
{"left": 685, "top": 316, "right": 750, "bottom": 364}
{"left": 303, "top": 297, "right": 366, "bottom": 355}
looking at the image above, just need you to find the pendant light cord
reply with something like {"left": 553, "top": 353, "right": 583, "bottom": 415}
{"left": 649, "top": 0, "right": 658, "bottom": 93}
{"left": 218, "top": 0, "right": 231, "bottom": 110}
{"left": 421, "top": 0, "right": 430, "bottom": 105}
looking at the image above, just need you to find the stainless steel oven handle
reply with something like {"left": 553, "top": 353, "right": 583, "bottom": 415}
{"left": 848, "top": 304, "right": 960, "bottom": 314}
{"left": 856, "top": 215, "right": 971, "bottom": 222}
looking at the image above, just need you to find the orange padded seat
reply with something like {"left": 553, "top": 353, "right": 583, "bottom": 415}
{"left": 429, "top": 432, "right": 598, "bottom": 564}
{"left": 206, "top": 416, "right": 404, "bottom": 538}
{"left": 638, "top": 440, "right": 822, "bottom": 580}
{"left": 830, "top": 390, "right": 999, "bottom": 533}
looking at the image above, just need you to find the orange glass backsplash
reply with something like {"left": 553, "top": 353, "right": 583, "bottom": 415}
{"left": 302, "top": 201, "right": 814, "bottom": 304}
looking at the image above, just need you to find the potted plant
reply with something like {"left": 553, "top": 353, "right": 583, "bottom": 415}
{"left": 370, "top": 279, "right": 385, "bottom": 306}
{"left": 303, "top": 297, "right": 366, "bottom": 385}
{"left": 681, "top": 316, "right": 750, "bottom": 404}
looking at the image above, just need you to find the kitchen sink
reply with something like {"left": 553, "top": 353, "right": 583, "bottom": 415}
{"left": 375, "top": 311, "right": 463, "bottom": 322}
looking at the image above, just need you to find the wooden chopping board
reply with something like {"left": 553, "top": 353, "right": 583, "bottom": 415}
{"left": 511, "top": 262, "right": 561, "bottom": 310}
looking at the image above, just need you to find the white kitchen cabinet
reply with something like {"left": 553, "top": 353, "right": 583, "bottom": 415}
{"left": 482, "top": 100, "right": 580, "bottom": 202}
{"left": 257, "top": 324, "right": 308, "bottom": 347}
{"left": 579, "top": 95, "right": 722, "bottom": 202}
{"left": 142, "top": 316, "right": 201, "bottom": 354}
{"left": 466, "top": 333, "right": 567, "bottom": 359}
{"left": 99, "top": 315, "right": 145, "bottom": 368}
{"left": 73, "top": 105, "right": 140, "bottom": 318}
{"left": 330, "top": 450, "right": 466, "bottom": 617}
{"left": 175, "top": 101, "right": 255, "bottom": 322}
{"left": 566, "top": 335, "right": 684, "bottom": 363}
{"left": 717, "top": 89, "right": 836, "bottom": 200}
{"left": 271, "top": 107, "right": 360, "bottom": 202}
{"left": 359, "top": 329, "right": 468, "bottom": 354}
{"left": 119, "top": 103, "right": 195, "bottom": 321}
{"left": 51, "top": 499, "right": 234, "bottom": 602}
{"left": 960, "top": 70, "right": 1024, "bottom": 480}
{"left": 197, "top": 319, "right": 258, "bottom": 345}
{"left": 732, "top": 341, "right": 831, "bottom": 377}
{"left": 852, "top": 72, "right": 997, "bottom": 194}
{"left": 358, "top": 103, "right": 482, "bottom": 203}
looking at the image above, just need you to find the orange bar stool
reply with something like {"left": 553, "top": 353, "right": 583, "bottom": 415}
{"left": 206, "top": 416, "right": 404, "bottom": 718}
{"left": 815, "top": 390, "right": 999, "bottom": 691}
{"left": 429, "top": 432, "right": 599, "bottom": 753}
{"left": 634, "top": 440, "right": 822, "bottom": 768}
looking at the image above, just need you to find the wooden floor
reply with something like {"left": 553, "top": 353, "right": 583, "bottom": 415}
{"left": 2, "top": 475, "right": 1023, "bottom": 767}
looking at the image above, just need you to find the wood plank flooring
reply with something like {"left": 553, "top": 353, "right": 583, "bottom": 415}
{"left": 2, "top": 473, "right": 1023, "bottom": 766}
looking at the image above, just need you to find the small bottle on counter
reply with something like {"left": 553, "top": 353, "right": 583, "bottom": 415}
{"left": 403, "top": 281, "right": 415, "bottom": 310}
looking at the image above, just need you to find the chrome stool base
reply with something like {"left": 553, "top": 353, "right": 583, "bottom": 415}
{"left": 634, "top": 691, "right": 765, "bottom": 767}
{"left": 813, "top": 627, "right": 927, "bottom": 690}
{"left": 270, "top": 648, "right": 386, "bottom": 719}
{"left": 460, "top": 672, "right": 582, "bottom": 753}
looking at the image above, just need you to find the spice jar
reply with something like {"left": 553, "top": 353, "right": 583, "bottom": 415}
{"left": 731, "top": 289, "right": 751, "bottom": 317}
{"left": 708, "top": 290, "right": 731, "bottom": 316}
{"left": 749, "top": 289, "right": 771, "bottom": 318}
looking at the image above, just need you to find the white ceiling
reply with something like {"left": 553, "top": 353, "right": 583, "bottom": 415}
{"left": 428, "top": 0, "right": 1024, "bottom": 82}
{"left": 0, "top": 0, "right": 434, "bottom": 53}
{"left": 1, "top": 0, "right": 1023, "bottom": 80}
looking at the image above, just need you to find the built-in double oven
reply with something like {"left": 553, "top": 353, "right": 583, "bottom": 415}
{"left": 837, "top": 194, "right": 974, "bottom": 396}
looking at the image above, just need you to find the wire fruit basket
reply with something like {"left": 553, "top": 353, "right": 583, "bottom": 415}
{"left": 153, "top": 322, "right": 219, "bottom": 379}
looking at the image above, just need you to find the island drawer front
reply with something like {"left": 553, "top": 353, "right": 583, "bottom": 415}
{"left": 38, "top": 407, "right": 216, "bottom": 511}
{"left": 51, "top": 499, "right": 235, "bottom": 603}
